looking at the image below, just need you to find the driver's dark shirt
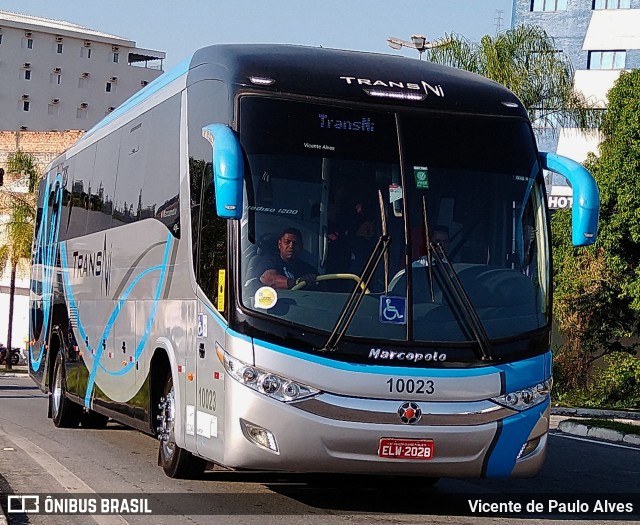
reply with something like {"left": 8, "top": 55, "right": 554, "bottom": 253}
{"left": 255, "top": 254, "right": 315, "bottom": 284}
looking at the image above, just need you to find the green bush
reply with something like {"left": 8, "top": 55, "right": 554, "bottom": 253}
{"left": 590, "top": 353, "right": 640, "bottom": 409}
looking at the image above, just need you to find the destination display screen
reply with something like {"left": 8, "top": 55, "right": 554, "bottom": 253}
{"left": 239, "top": 96, "right": 398, "bottom": 162}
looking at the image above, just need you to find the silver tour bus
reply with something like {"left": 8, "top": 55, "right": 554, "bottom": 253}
{"left": 29, "top": 45, "right": 599, "bottom": 480}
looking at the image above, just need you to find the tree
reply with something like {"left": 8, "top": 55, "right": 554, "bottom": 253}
{"left": 552, "top": 70, "right": 640, "bottom": 389}
{"left": 0, "top": 150, "right": 40, "bottom": 370}
{"left": 6, "top": 149, "right": 40, "bottom": 193}
{"left": 424, "top": 25, "right": 602, "bottom": 130}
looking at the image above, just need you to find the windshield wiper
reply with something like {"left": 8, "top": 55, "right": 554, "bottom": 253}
{"left": 430, "top": 243, "right": 495, "bottom": 362}
{"left": 321, "top": 234, "right": 391, "bottom": 352}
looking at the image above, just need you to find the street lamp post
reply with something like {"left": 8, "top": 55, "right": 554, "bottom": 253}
{"left": 386, "top": 34, "right": 449, "bottom": 60}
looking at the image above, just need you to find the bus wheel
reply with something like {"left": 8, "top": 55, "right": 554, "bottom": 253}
{"left": 157, "top": 373, "right": 206, "bottom": 479}
{"left": 81, "top": 410, "right": 110, "bottom": 429}
{"left": 51, "top": 352, "right": 81, "bottom": 428}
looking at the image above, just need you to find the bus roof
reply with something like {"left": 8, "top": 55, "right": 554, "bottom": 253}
{"left": 189, "top": 44, "right": 528, "bottom": 118}
{"left": 48, "top": 44, "right": 528, "bottom": 172}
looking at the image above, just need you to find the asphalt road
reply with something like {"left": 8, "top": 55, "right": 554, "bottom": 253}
{"left": 0, "top": 374, "right": 639, "bottom": 525}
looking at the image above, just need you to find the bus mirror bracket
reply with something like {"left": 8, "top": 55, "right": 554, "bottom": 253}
{"left": 540, "top": 151, "right": 600, "bottom": 247}
{"left": 202, "top": 124, "right": 243, "bottom": 220}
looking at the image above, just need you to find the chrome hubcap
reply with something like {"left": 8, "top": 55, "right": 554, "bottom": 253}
{"left": 157, "top": 387, "right": 176, "bottom": 459}
{"left": 53, "top": 362, "right": 63, "bottom": 415}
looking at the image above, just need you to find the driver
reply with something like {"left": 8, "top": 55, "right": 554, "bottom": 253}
{"left": 256, "top": 227, "right": 317, "bottom": 290}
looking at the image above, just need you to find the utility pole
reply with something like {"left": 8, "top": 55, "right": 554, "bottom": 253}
{"left": 495, "top": 9, "right": 504, "bottom": 34}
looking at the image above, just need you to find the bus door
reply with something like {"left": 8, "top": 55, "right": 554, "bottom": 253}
{"left": 194, "top": 300, "right": 226, "bottom": 462}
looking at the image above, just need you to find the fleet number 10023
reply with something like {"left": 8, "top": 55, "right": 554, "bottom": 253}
{"left": 386, "top": 378, "right": 434, "bottom": 395}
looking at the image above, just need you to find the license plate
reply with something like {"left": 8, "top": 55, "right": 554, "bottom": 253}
{"left": 378, "top": 438, "right": 435, "bottom": 460}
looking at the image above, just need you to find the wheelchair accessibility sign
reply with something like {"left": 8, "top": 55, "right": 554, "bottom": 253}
{"left": 379, "top": 296, "right": 406, "bottom": 324}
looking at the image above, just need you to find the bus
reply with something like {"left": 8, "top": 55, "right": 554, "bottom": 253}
{"left": 29, "top": 44, "right": 599, "bottom": 480}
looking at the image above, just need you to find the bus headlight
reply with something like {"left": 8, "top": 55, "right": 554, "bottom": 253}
{"left": 218, "top": 350, "right": 320, "bottom": 402}
{"left": 492, "top": 379, "right": 552, "bottom": 411}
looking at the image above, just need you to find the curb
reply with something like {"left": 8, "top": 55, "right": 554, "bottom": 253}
{"left": 551, "top": 406, "right": 640, "bottom": 445}
{"left": 551, "top": 406, "right": 640, "bottom": 421}
{"left": 557, "top": 419, "right": 640, "bottom": 446}
{"left": 0, "top": 365, "right": 29, "bottom": 378}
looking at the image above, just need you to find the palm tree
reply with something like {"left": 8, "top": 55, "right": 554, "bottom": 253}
{"left": 0, "top": 150, "right": 40, "bottom": 370}
{"left": 424, "top": 25, "right": 603, "bottom": 130}
{"left": 6, "top": 149, "right": 40, "bottom": 193}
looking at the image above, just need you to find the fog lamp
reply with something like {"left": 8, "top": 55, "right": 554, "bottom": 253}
{"left": 240, "top": 419, "right": 279, "bottom": 453}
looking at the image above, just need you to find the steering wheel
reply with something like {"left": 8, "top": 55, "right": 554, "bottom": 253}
{"left": 291, "top": 273, "right": 370, "bottom": 293}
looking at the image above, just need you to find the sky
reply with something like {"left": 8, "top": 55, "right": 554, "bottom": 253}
{"left": 1, "top": 0, "right": 514, "bottom": 70}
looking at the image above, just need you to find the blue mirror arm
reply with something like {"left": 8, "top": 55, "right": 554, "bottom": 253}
{"left": 540, "top": 152, "right": 600, "bottom": 247}
{"left": 202, "top": 124, "right": 244, "bottom": 219}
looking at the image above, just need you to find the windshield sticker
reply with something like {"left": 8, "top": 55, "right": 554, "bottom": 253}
{"left": 197, "top": 313, "right": 208, "bottom": 338}
{"left": 255, "top": 286, "right": 278, "bottom": 309}
{"left": 379, "top": 296, "right": 406, "bottom": 324}
{"left": 389, "top": 184, "right": 403, "bottom": 203}
{"left": 217, "top": 269, "right": 226, "bottom": 312}
{"left": 413, "top": 166, "right": 429, "bottom": 189}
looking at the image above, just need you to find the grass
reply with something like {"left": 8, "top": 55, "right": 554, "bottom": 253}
{"left": 566, "top": 418, "right": 640, "bottom": 436}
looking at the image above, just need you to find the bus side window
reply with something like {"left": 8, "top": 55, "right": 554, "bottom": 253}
{"left": 191, "top": 161, "right": 228, "bottom": 315}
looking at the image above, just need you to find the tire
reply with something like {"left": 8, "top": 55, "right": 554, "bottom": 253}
{"left": 157, "top": 373, "right": 206, "bottom": 479}
{"left": 51, "top": 352, "right": 82, "bottom": 428}
{"left": 81, "top": 410, "right": 110, "bottom": 429}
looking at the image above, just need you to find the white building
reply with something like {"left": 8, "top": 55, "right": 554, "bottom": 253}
{"left": 0, "top": 10, "right": 165, "bottom": 131}
{"left": 512, "top": 0, "right": 640, "bottom": 209}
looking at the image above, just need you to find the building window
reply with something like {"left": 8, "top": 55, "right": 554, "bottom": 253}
{"left": 106, "top": 82, "right": 112, "bottom": 93}
{"left": 593, "top": 0, "right": 630, "bottom": 8}
{"left": 22, "top": 38, "right": 34, "bottom": 49}
{"left": 531, "top": 0, "right": 567, "bottom": 11}
{"left": 50, "top": 73, "right": 62, "bottom": 84}
{"left": 48, "top": 104, "right": 59, "bottom": 116}
{"left": 57, "top": 43, "right": 63, "bottom": 53}
{"left": 81, "top": 47, "right": 92, "bottom": 59}
{"left": 113, "top": 52, "right": 119, "bottom": 63}
{"left": 76, "top": 107, "right": 88, "bottom": 119}
{"left": 23, "top": 101, "right": 30, "bottom": 111}
{"left": 24, "top": 70, "right": 31, "bottom": 80}
{"left": 0, "top": 34, "right": 3, "bottom": 45}
{"left": 588, "top": 50, "right": 626, "bottom": 69}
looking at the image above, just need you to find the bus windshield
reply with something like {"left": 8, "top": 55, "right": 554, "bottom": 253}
{"left": 238, "top": 96, "right": 549, "bottom": 344}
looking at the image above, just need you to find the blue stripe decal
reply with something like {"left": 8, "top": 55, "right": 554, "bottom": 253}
{"left": 252, "top": 339, "right": 551, "bottom": 378}
{"left": 503, "top": 350, "right": 552, "bottom": 392}
{"left": 200, "top": 303, "right": 551, "bottom": 379}
{"left": 60, "top": 234, "right": 172, "bottom": 408}
{"left": 484, "top": 398, "right": 550, "bottom": 477}
{"left": 76, "top": 56, "right": 191, "bottom": 145}
{"left": 106, "top": 238, "right": 172, "bottom": 377}
{"left": 201, "top": 303, "right": 252, "bottom": 343}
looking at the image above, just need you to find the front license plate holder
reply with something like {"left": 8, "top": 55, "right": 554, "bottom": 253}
{"left": 378, "top": 438, "right": 435, "bottom": 460}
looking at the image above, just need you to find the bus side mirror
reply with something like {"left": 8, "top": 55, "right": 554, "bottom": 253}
{"left": 202, "top": 124, "right": 243, "bottom": 219}
{"left": 540, "top": 152, "right": 600, "bottom": 247}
